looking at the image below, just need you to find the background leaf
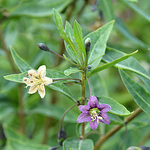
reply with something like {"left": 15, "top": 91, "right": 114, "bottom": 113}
{"left": 9, "top": 0, "right": 73, "bottom": 17}
{"left": 63, "top": 138, "right": 94, "bottom": 150}
{"left": 119, "top": 69, "right": 150, "bottom": 115}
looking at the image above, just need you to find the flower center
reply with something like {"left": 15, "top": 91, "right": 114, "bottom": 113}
{"left": 90, "top": 108, "right": 102, "bottom": 123}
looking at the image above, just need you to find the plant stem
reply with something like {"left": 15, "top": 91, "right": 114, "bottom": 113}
{"left": 94, "top": 107, "right": 143, "bottom": 150}
{"left": 80, "top": 70, "right": 86, "bottom": 139}
{"left": 53, "top": 78, "right": 81, "bottom": 82}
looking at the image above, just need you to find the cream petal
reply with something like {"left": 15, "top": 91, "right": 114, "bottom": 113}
{"left": 38, "top": 84, "right": 45, "bottom": 98}
{"left": 28, "top": 85, "right": 38, "bottom": 94}
{"left": 28, "top": 69, "right": 38, "bottom": 78}
{"left": 42, "top": 77, "right": 53, "bottom": 85}
{"left": 37, "top": 65, "right": 46, "bottom": 78}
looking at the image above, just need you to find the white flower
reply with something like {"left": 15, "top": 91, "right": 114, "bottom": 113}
{"left": 23, "top": 65, "right": 53, "bottom": 98}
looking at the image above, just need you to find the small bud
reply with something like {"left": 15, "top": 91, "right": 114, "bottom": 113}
{"left": 85, "top": 38, "right": 91, "bottom": 53}
{"left": 38, "top": 43, "right": 49, "bottom": 51}
{"left": 57, "top": 129, "right": 67, "bottom": 146}
{"left": 87, "top": 65, "right": 92, "bottom": 69}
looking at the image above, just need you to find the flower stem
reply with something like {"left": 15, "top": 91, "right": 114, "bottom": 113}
{"left": 60, "top": 103, "right": 79, "bottom": 129}
{"left": 86, "top": 77, "right": 92, "bottom": 96}
{"left": 80, "top": 70, "right": 86, "bottom": 139}
{"left": 53, "top": 78, "right": 81, "bottom": 82}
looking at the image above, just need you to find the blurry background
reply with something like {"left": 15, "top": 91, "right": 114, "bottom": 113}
{"left": 0, "top": 0, "right": 150, "bottom": 150}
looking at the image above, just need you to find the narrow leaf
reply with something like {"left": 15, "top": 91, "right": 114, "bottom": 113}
{"left": 10, "top": 46, "right": 32, "bottom": 72}
{"left": 98, "top": 96, "right": 132, "bottom": 116}
{"left": 73, "top": 20, "right": 86, "bottom": 61}
{"left": 64, "top": 68, "right": 81, "bottom": 76}
{"left": 103, "top": 47, "right": 150, "bottom": 89}
{"left": 53, "top": 9, "right": 81, "bottom": 65}
{"left": 119, "top": 69, "right": 150, "bottom": 115}
{"left": 84, "top": 20, "right": 114, "bottom": 69}
{"left": 88, "top": 50, "right": 138, "bottom": 77}
{"left": 48, "top": 83, "right": 76, "bottom": 103}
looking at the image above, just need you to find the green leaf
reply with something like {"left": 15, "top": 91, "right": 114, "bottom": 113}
{"left": 9, "top": 0, "right": 73, "bottom": 17}
{"left": 4, "top": 69, "right": 70, "bottom": 83}
{"left": 84, "top": 20, "right": 114, "bottom": 69}
{"left": 73, "top": 20, "right": 86, "bottom": 62}
{"left": 4, "top": 72, "right": 27, "bottom": 83}
{"left": 26, "top": 105, "right": 78, "bottom": 123}
{"left": 53, "top": 9, "right": 81, "bottom": 65}
{"left": 88, "top": 50, "right": 138, "bottom": 77}
{"left": 65, "top": 22, "right": 79, "bottom": 63}
{"left": 63, "top": 138, "right": 94, "bottom": 150}
{"left": 10, "top": 46, "right": 32, "bottom": 72}
{"left": 4, "top": 125, "right": 50, "bottom": 150}
{"left": 119, "top": 69, "right": 150, "bottom": 115}
{"left": 48, "top": 83, "right": 76, "bottom": 103}
{"left": 103, "top": 47, "right": 150, "bottom": 89}
{"left": 98, "top": 96, "right": 132, "bottom": 116}
{"left": 116, "top": 18, "right": 149, "bottom": 49}
{"left": 119, "top": 0, "right": 150, "bottom": 22}
{"left": 64, "top": 68, "right": 81, "bottom": 76}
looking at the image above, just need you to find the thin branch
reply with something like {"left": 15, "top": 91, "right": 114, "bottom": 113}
{"left": 53, "top": 78, "right": 81, "bottom": 82}
{"left": 94, "top": 107, "right": 143, "bottom": 150}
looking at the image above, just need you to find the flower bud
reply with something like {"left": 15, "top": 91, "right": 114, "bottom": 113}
{"left": 85, "top": 38, "right": 91, "bottom": 53}
{"left": 38, "top": 43, "right": 49, "bottom": 51}
{"left": 87, "top": 65, "right": 92, "bottom": 69}
{"left": 57, "top": 129, "right": 67, "bottom": 146}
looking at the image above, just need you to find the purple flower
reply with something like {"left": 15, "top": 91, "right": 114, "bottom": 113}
{"left": 77, "top": 96, "right": 111, "bottom": 130}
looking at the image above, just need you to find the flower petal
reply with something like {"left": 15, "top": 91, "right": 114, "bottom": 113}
{"left": 89, "top": 119, "right": 99, "bottom": 130}
{"left": 78, "top": 105, "right": 90, "bottom": 113}
{"left": 77, "top": 113, "right": 91, "bottom": 123}
{"left": 99, "top": 113, "right": 111, "bottom": 124}
{"left": 38, "top": 84, "right": 45, "bottom": 98}
{"left": 38, "top": 65, "right": 46, "bottom": 78}
{"left": 88, "top": 96, "right": 99, "bottom": 108}
{"left": 97, "top": 104, "right": 111, "bottom": 113}
{"left": 42, "top": 77, "right": 53, "bottom": 85}
{"left": 28, "top": 85, "right": 38, "bottom": 94}
{"left": 28, "top": 70, "right": 38, "bottom": 78}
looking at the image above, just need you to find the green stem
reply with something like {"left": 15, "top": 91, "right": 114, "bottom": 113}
{"left": 80, "top": 70, "right": 86, "bottom": 139}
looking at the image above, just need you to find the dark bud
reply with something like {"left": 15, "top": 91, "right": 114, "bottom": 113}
{"left": 38, "top": 43, "right": 49, "bottom": 51}
{"left": 74, "top": 80, "right": 79, "bottom": 84}
{"left": 85, "top": 38, "right": 91, "bottom": 53}
{"left": 57, "top": 129, "right": 67, "bottom": 146}
{"left": 87, "top": 65, "right": 92, "bottom": 69}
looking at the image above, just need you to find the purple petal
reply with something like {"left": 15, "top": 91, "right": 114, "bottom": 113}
{"left": 97, "top": 104, "right": 111, "bottom": 113}
{"left": 78, "top": 105, "right": 90, "bottom": 113}
{"left": 77, "top": 113, "right": 91, "bottom": 123}
{"left": 89, "top": 119, "right": 99, "bottom": 130}
{"left": 99, "top": 113, "right": 111, "bottom": 124}
{"left": 88, "top": 96, "right": 99, "bottom": 108}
